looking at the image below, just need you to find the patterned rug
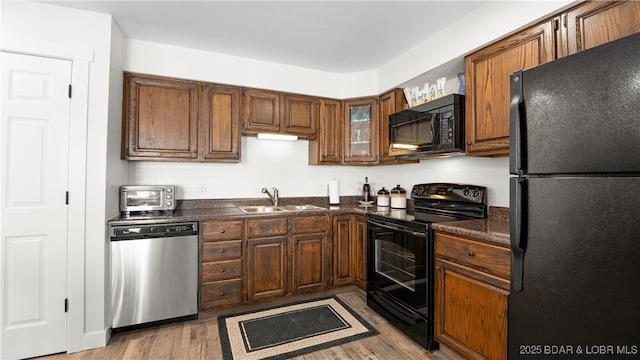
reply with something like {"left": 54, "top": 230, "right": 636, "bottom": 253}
{"left": 218, "top": 296, "right": 378, "bottom": 360}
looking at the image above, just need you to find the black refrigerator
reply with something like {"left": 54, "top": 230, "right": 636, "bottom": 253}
{"left": 509, "top": 32, "right": 640, "bottom": 359}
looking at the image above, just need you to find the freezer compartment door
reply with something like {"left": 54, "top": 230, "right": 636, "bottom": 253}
{"left": 111, "top": 235, "right": 198, "bottom": 328}
{"left": 511, "top": 32, "right": 640, "bottom": 175}
{"left": 508, "top": 176, "right": 640, "bottom": 359}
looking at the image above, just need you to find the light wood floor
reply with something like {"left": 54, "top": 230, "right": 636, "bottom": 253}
{"left": 38, "top": 287, "right": 458, "bottom": 360}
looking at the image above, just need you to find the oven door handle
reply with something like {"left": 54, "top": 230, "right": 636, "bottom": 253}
{"left": 367, "top": 219, "right": 427, "bottom": 238}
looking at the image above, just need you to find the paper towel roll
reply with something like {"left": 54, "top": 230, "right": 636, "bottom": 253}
{"left": 329, "top": 179, "right": 340, "bottom": 205}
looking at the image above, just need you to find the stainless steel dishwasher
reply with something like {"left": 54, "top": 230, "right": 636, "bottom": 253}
{"left": 109, "top": 222, "right": 198, "bottom": 329}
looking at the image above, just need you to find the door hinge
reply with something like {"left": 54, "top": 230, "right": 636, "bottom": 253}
{"left": 65, "top": 298, "right": 69, "bottom": 312}
{"left": 68, "top": 84, "right": 72, "bottom": 98}
{"left": 65, "top": 191, "right": 69, "bottom": 205}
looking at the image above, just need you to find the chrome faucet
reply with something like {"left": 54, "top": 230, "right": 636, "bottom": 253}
{"left": 262, "top": 187, "right": 279, "bottom": 206}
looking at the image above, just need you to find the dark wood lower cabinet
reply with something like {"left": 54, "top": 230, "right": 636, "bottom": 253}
{"left": 246, "top": 236, "right": 288, "bottom": 302}
{"left": 434, "top": 231, "right": 510, "bottom": 360}
{"left": 354, "top": 215, "right": 367, "bottom": 290}
{"left": 292, "top": 234, "right": 327, "bottom": 294}
{"left": 332, "top": 215, "right": 357, "bottom": 286}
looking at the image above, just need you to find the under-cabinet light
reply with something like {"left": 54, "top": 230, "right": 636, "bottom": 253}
{"left": 391, "top": 143, "right": 419, "bottom": 150}
{"left": 257, "top": 133, "right": 299, "bottom": 141}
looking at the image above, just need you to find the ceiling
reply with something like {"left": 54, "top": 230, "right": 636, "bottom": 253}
{"left": 39, "top": 1, "right": 486, "bottom": 74}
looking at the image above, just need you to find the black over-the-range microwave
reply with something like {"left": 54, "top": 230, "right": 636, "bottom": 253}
{"left": 389, "top": 93, "right": 464, "bottom": 159}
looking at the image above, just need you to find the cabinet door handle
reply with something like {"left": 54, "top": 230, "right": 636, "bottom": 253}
{"left": 283, "top": 241, "right": 287, "bottom": 245}
{"left": 295, "top": 240, "right": 299, "bottom": 245}
{"left": 468, "top": 251, "right": 475, "bottom": 257}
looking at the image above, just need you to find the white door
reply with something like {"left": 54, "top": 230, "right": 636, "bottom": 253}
{"left": 1, "top": 52, "right": 72, "bottom": 359}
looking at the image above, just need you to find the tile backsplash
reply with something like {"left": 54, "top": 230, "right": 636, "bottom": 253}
{"left": 129, "top": 137, "right": 510, "bottom": 207}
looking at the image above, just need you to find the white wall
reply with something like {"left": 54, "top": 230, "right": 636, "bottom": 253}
{"left": 1, "top": 0, "right": 119, "bottom": 352}
{"left": 124, "top": 1, "right": 577, "bottom": 209}
{"left": 130, "top": 137, "right": 510, "bottom": 207}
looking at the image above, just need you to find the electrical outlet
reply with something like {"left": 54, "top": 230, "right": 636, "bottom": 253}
{"left": 199, "top": 184, "right": 207, "bottom": 194}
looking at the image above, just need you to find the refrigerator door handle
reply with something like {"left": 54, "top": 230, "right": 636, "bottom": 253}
{"left": 510, "top": 176, "right": 527, "bottom": 292}
{"left": 510, "top": 71, "right": 525, "bottom": 175}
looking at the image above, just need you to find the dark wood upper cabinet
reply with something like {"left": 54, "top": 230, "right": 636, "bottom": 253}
{"left": 122, "top": 73, "right": 241, "bottom": 162}
{"left": 465, "top": 21, "right": 555, "bottom": 156}
{"left": 343, "top": 97, "right": 378, "bottom": 164}
{"left": 242, "top": 88, "right": 281, "bottom": 133}
{"left": 200, "top": 84, "right": 241, "bottom": 162}
{"left": 378, "top": 89, "right": 416, "bottom": 165}
{"left": 242, "top": 88, "right": 319, "bottom": 138}
{"left": 464, "top": 1, "right": 640, "bottom": 157}
{"left": 283, "top": 94, "right": 318, "bottom": 136}
{"left": 122, "top": 74, "right": 199, "bottom": 161}
{"left": 563, "top": 0, "right": 640, "bottom": 57}
{"left": 309, "top": 98, "right": 342, "bottom": 165}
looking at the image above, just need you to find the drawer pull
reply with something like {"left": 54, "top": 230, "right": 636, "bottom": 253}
{"left": 220, "top": 249, "right": 225, "bottom": 253}
{"left": 220, "top": 229, "right": 226, "bottom": 233}
{"left": 468, "top": 251, "right": 475, "bottom": 257}
{"left": 220, "top": 292, "right": 225, "bottom": 296}
{"left": 220, "top": 269, "right": 225, "bottom": 273}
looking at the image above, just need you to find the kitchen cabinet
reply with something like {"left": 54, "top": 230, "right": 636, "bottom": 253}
{"left": 378, "top": 89, "right": 416, "bottom": 165}
{"left": 291, "top": 215, "right": 330, "bottom": 294}
{"left": 242, "top": 88, "right": 319, "bottom": 138}
{"left": 343, "top": 97, "right": 378, "bottom": 164}
{"left": 464, "top": 0, "right": 640, "bottom": 157}
{"left": 245, "top": 214, "right": 329, "bottom": 302}
{"left": 245, "top": 217, "right": 289, "bottom": 302}
{"left": 122, "top": 73, "right": 199, "bottom": 161}
{"left": 354, "top": 215, "right": 367, "bottom": 290}
{"left": 561, "top": 0, "right": 640, "bottom": 57}
{"left": 464, "top": 21, "right": 555, "bottom": 156}
{"left": 308, "top": 98, "right": 342, "bottom": 165}
{"left": 332, "top": 215, "right": 357, "bottom": 286}
{"left": 122, "top": 73, "right": 241, "bottom": 162}
{"left": 200, "top": 84, "right": 242, "bottom": 162}
{"left": 200, "top": 220, "right": 244, "bottom": 309}
{"left": 434, "top": 231, "right": 510, "bottom": 360}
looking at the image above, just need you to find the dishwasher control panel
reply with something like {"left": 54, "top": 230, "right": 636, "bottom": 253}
{"left": 110, "top": 222, "right": 198, "bottom": 239}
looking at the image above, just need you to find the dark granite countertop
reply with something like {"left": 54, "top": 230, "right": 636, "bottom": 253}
{"left": 431, "top": 206, "right": 510, "bottom": 247}
{"left": 107, "top": 196, "right": 380, "bottom": 226}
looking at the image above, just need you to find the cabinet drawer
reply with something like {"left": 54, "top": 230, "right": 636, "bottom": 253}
{"left": 293, "top": 215, "right": 329, "bottom": 234}
{"left": 202, "top": 220, "right": 243, "bottom": 242}
{"left": 435, "top": 232, "right": 510, "bottom": 279}
{"left": 202, "top": 279, "right": 242, "bottom": 308}
{"left": 202, "top": 259, "right": 242, "bottom": 282}
{"left": 246, "top": 217, "right": 289, "bottom": 238}
{"left": 202, "top": 240, "right": 241, "bottom": 262}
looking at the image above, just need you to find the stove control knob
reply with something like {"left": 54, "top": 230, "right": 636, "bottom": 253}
{"left": 463, "top": 188, "right": 470, "bottom": 196}
{"left": 472, "top": 189, "right": 480, "bottom": 198}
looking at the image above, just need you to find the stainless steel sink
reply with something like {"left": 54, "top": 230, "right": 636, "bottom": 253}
{"left": 239, "top": 204, "right": 326, "bottom": 214}
{"left": 239, "top": 206, "right": 287, "bottom": 213}
{"left": 278, "top": 204, "right": 326, "bottom": 211}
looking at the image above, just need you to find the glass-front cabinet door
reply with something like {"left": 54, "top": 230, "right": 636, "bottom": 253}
{"left": 343, "top": 98, "right": 378, "bottom": 163}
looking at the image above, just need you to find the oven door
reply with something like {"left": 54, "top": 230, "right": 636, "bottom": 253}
{"left": 367, "top": 217, "right": 429, "bottom": 314}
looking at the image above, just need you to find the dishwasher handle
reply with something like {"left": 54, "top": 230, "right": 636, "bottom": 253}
{"left": 109, "top": 222, "right": 198, "bottom": 240}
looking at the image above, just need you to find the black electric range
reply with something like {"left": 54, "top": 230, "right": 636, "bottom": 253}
{"left": 366, "top": 183, "right": 487, "bottom": 351}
